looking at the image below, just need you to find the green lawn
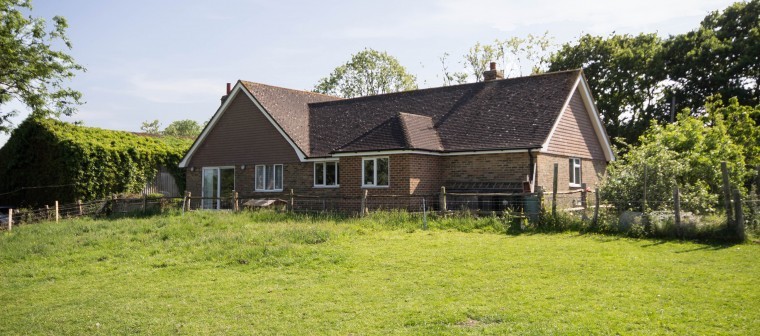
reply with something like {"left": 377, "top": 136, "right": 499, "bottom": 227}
{"left": 1, "top": 211, "right": 758, "bottom": 335}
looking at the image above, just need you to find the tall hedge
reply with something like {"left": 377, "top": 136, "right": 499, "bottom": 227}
{"left": 0, "top": 118, "right": 192, "bottom": 207}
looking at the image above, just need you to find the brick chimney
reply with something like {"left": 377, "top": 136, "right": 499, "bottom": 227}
{"left": 483, "top": 62, "right": 504, "bottom": 81}
{"left": 220, "top": 82, "right": 231, "bottom": 104}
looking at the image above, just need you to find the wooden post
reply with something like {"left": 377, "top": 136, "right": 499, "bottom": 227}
{"left": 552, "top": 163, "right": 558, "bottom": 217}
{"left": 581, "top": 183, "right": 588, "bottom": 220}
{"left": 592, "top": 187, "right": 600, "bottom": 227}
{"left": 439, "top": 186, "right": 447, "bottom": 214}
{"left": 182, "top": 191, "right": 188, "bottom": 213}
{"left": 360, "top": 189, "right": 368, "bottom": 217}
{"left": 45, "top": 205, "right": 50, "bottom": 220}
{"left": 642, "top": 164, "right": 648, "bottom": 213}
{"left": 186, "top": 192, "right": 191, "bottom": 211}
{"left": 233, "top": 191, "right": 239, "bottom": 212}
{"left": 7, "top": 208, "right": 11, "bottom": 231}
{"left": 55, "top": 201, "right": 59, "bottom": 223}
{"left": 721, "top": 161, "right": 733, "bottom": 226}
{"left": 142, "top": 193, "right": 147, "bottom": 213}
{"left": 289, "top": 189, "right": 295, "bottom": 212}
{"left": 77, "top": 200, "right": 83, "bottom": 216}
{"left": 673, "top": 184, "right": 681, "bottom": 237}
{"left": 732, "top": 189, "right": 745, "bottom": 241}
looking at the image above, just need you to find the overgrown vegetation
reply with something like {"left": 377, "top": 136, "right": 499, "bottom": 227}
{"left": 1, "top": 211, "right": 757, "bottom": 334}
{"left": 0, "top": 118, "right": 192, "bottom": 207}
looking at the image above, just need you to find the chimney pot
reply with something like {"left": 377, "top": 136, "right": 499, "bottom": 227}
{"left": 226, "top": 83, "right": 231, "bottom": 94}
{"left": 490, "top": 62, "right": 496, "bottom": 71}
{"left": 483, "top": 62, "right": 504, "bottom": 81}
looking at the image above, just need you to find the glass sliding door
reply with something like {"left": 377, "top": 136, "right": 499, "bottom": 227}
{"left": 202, "top": 167, "right": 235, "bottom": 209}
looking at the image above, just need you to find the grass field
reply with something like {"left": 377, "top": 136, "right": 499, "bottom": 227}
{"left": 1, "top": 211, "right": 758, "bottom": 335}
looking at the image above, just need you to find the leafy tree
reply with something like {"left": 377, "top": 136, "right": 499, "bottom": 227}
{"left": 662, "top": 0, "right": 759, "bottom": 113}
{"left": 0, "top": 0, "right": 85, "bottom": 133}
{"left": 441, "top": 33, "right": 555, "bottom": 84}
{"left": 549, "top": 33, "right": 666, "bottom": 144}
{"left": 601, "top": 106, "right": 749, "bottom": 214}
{"left": 705, "top": 96, "right": 759, "bottom": 188}
{"left": 163, "top": 119, "right": 203, "bottom": 137}
{"left": 314, "top": 48, "right": 417, "bottom": 98}
{"left": 140, "top": 119, "right": 161, "bottom": 134}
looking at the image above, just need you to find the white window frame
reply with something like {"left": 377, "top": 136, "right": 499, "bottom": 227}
{"left": 361, "top": 157, "right": 389, "bottom": 188}
{"left": 569, "top": 158, "right": 582, "bottom": 187}
{"left": 313, "top": 161, "right": 340, "bottom": 188}
{"left": 255, "top": 164, "right": 283, "bottom": 192}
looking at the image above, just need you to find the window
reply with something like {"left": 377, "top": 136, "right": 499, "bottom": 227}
{"left": 255, "top": 164, "right": 283, "bottom": 191}
{"left": 314, "top": 161, "right": 339, "bottom": 187}
{"left": 569, "top": 158, "right": 582, "bottom": 187}
{"left": 362, "top": 157, "right": 389, "bottom": 187}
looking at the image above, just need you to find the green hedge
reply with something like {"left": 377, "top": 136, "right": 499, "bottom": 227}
{"left": 0, "top": 118, "right": 192, "bottom": 207}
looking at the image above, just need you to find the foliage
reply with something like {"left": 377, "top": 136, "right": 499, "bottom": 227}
{"left": 441, "top": 33, "right": 555, "bottom": 84}
{"left": 1, "top": 211, "right": 758, "bottom": 334}
{"left": 0, "top": 0, "right": 85, "bottom": 133}
{"left": 0, "top": 118, "right": 192, "bottom": 206}
{"left": 549, "top": 33, "right": 665, "bottom": 144}
{"left": 314, "top": 48, "right": 417, "bottom": 98}
{"left": 162, "top": 119, "right": 203, "bottom": 137}
{"left": 662, "top": 0, "right": 759, "bottom": 112}
{"left": 140, "top": 119, "right": 161, "bottom": 134}
{"left": 600, "top": 108, "right": 748, "bottom": 214}
{"left": 706, "top": 96, "right": 760, "bottom": 184}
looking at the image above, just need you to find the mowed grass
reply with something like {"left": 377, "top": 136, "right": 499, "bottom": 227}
{"left": 1, "top": 211, "right": 758, "bottom": 335}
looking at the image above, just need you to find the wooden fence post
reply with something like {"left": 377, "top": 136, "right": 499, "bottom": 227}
{"left": 233, "top": 191, "right": 239, "bottom": 212}
{"left": 54, "top": 201, "right": 59, "bottom": 223}
{"left": 673, "top": 184, "right": 681, "bottom": 237}
{"left": 289, "top": 189, "right": 294, "bottom": 212}
{"left": 45, "top": 205, "right": 50, "bottom": 220}
{"left": 732, "top": 188, "right": 745, "bottom": 241}
{"left": 552, "top": 163, "right": 558, "bottom": 217}
{"left": 361, "top": 189, "right": 368, "bottom": 217}
{"left": 182, "top": 191, "right": 188, "bottom": 213}
{"left": 592, "top": 187, "right": 600, "bottom": 227}
{"left": 77, "top": 200, "right": 83, "bottom": 216}
{"left": 721, "top": 161, "right": 734, "bottom": 226}
{"left": 439, "top": 186, "right": 447, "bottom": 214}
{"left": 581, "top": 183, "right": 588, "bottom": 220}
{"left": 186, "top": 192, "right": 191, "bottom": 211}
{"left": 7, "top": 208, "right": 11, "bottom": 231}
{"left": 142, "top": 193, "right": 147, "bottom": 213}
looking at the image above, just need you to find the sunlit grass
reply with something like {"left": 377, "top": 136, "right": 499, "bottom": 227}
{"left": 1, "top": 210, "right": 758, "bottom": 334}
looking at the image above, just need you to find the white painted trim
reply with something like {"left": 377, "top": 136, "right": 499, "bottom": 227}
{"left": 178, "top": 82, "right": 307, "bottom": 167}
{"left": 313, "top": 161, "right": 340, "bottom": 188}
{"left": 578, "top": 78, "right": 616, "bottom": 161}
{"left": 540, "top": 73, "right": 615, "bottom": 162}
{"left": 254, "top": 164, "right": 284, "bottom": 192}
{"left": 569, "top": 157, "right": 582, "bottom": 187}
{"left": 541, "top": 75, "right": 581, "bottom": 153}
{"left": 361, "top": 156, "right": 390, "bottom": 187}
{"left": 332, "top": 148, "right": 531, "bottom": 158}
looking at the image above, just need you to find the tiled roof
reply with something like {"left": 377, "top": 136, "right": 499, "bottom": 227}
{"left": 242, "top": 70, "right": 581, "bottom": 158}
{"left": 240, "top": 81, "right": 340, "bottom": 156}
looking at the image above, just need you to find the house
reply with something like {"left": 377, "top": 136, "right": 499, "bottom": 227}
{"left": 179, "top": 65, "right": 614, "bottom": 211}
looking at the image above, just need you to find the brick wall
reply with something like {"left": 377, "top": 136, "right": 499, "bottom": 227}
{"left": 536, "top": 153, "right": 606, "bottom": 207}
{"left": 443, "top": 153, "right": 532, "bottom": 183}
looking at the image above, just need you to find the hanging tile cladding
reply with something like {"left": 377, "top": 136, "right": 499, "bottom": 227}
{"left": 546, "top": 89, "right": 605, "bottom": 160}
{"left": 187, "top": 92, "right": 301, "bottom": 167}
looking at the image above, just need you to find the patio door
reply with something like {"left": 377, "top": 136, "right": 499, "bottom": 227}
{"left": 202, "top": 167, "right": 235, "bottom": 209}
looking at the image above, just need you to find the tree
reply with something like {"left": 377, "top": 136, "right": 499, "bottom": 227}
{"left": 549, "top": 33, "right": 666, "bottom": 144}
{"left": 662, "top": 0, "right": 759, "bottom": 113}
{"left": 440, "top": 33, "right": 555, "bottom": 85}
{"left": 600, "top": 106, "right": 749, "bottom": 214}
{"left": 0, "top": 0, "right": 85, "bottom": 133}
{"left": 314, "top": 48, "right": 417, "bottom": 98}
{"left": 140, "top": 119, "right": 161, "bottom": 135}
{"left": 163, "top": 119, "right": 203, "bottom": 137}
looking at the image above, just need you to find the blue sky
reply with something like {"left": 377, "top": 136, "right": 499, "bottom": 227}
{"left": 0, "top": 0, "right": 738, "bottom": 146}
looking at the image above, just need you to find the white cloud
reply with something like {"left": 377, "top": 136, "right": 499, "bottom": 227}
{"left": 93, "top": 75, "right": 222, "bottom": 105}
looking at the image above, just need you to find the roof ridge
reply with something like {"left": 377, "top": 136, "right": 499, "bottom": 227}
{"left": 240, "top": 80, "right": 342, "bottom": 99}
{"left": 308, "top": 69, "right": 582, "bottom": 107}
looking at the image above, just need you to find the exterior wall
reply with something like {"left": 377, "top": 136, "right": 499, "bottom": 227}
{"left": 443, "top": 153, "right": 532, "bottom": 183}
{"left": 408, "top": 155, "right": 445, "bottom": 195}
{"left": 536, "top": 152, "right": 606, "bottom": 207}
{"left": 546, "top": 89, "right": 606, "bottom": 160}
{"left": 187, "top": 92, "right": 301, "bottom": 167}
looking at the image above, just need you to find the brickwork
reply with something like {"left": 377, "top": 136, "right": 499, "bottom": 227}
{"left": 535, "top": 152, "right": 606, "bottom": 208}
{"left": 444, "top": 153, "right": 532, "bottom": 183}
